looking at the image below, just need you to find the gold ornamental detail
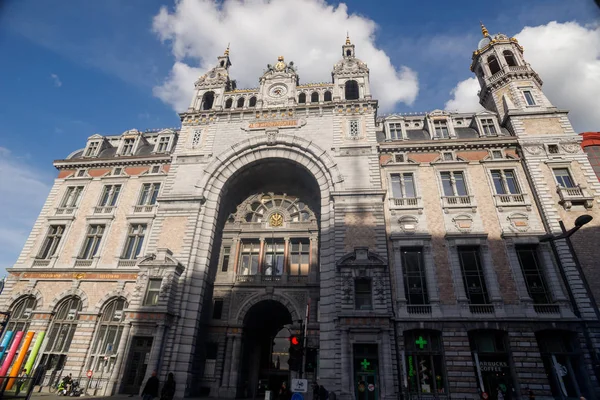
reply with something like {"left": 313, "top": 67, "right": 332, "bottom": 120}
{"left": 269, "top": 213, "right": 284, "bottom": 227}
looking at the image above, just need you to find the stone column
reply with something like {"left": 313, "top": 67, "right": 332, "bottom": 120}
{"left": 142, "top": 323, "right": 166, "bottom": 384}
{"left": 340, "top": 329, "right": 351, "bottom": 398}
{"left": 228, "top": 334, "right": 242, "bottom": 390}
{"left": 380, "top": 332, "right": 395, "bottom": 400}
{"left": 107, "top": 321, "right": 132, "bottom": 394}
{"left": 480, "top": 243, "right": 503, "bottom": 303}
{"left": 391, "top": 243, "right": 407, "bottom": 313}
{"left": 423, "top": 242, "right": 441, "bottom": 316}
{"left": 220, "top": 336, "right": 232, "bottom": 388}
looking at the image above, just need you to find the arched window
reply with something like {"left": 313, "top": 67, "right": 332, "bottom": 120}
{"left": 3, "top": 296, "right": 37, "bottom": 339}
{"left": 503, "top": 50, "right": 517, "bottom": 67}
{"left": 225, "top": 98, "right": 233, "bottom": 109}
{"left": 311, "top": 92, "right": 319, "bottom": 103}
{"left": 40, "top": 297, "right": 83, "bottom": 374}
{"left": 346, "top": 49, "right": 352, "bottom": 57}
{"left": 88, "top": 298, "right": 128, "bottom": 374}
{"left": 324, "top": 91, "right": 332, "bottom": 102}
{"left": 345, "top": 80, "right": 359, "bottom": 100}
{"left": 249, "top": 97, "right": 257, "bottom": 107}
{"left": 487, "top": 55, "right": 500, "bottom": 75}
{"left": 220, "top": 60, "right": 225, "bottom": 67}
{"left": 237, "top": 97, "right": 245, "bottom": 108}
{"left": 201, "top": 91, "right": 215, "bottom": 110}
{"left": 298, "top": 93, "right": 306, "bottom": 104}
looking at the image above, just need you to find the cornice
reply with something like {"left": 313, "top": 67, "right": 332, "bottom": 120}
{"left": 378, "top": 137, "right": 518, "bottom": 152}
{"left": 53, "top": 154, "right": 173, "bottom": 169}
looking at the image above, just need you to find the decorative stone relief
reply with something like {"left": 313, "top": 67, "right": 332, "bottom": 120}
{"left": 266, "top": 129, "right": 278, "bottom": 145}
{"left": 560, "top": 143, "right": 581, "bottom": 153}
{"left": 160, "top": 273, "right": 175, "bottom": 299}
{"left": 373, "top": 272, "right": 386, "bottom": 305}
{"left": 523, "top": 145, "right": 543, "bottom": 155}
{"left": 452, "top": 214, "right": 473, "bottom": 233}
{"left": 398, "top": 215, "right": 418, "bottom": 233}
{"left": 341, "top": 273, "right": 353, "bottom": 304}
{"left": 507, "top": 213, "right": 530, "bottom": 233}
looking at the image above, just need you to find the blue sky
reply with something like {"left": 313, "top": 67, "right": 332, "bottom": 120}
{"left": 0, "top": 0, "right": 599, "bottom": 274}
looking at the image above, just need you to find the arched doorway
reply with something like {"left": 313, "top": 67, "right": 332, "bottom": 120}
{"left": 240, "top": 300, "right": 293, "bottom": 398}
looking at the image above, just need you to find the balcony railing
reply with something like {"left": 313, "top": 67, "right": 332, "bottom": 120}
{"left": 94, "top": 206, "right": 115, "bottom": 214}
{"left": 390, "top": 197, "right": 422, "bottom": 209}
{"left": 556, "top": 185, "right": 594, "bottom": 209}
{"left": 235, "top": 274, "right": 308, "bottom": 284}
{"left": 493, "top": 193, "right": 526, "bottom": 207}
{"left": 118, "top": 259, "right": 137, "bottom": 267}
{"left": 288, "top": 275, "right": 308, "bottom": 283}
{"left": 442, "top": 195, "right": 474, "bottom": 208}
{"left": 133, "top": 204, "right": 157, "bottom": 213}
{"left": 32, "top": 259, "right": 51, "bottom": 267}
{"left": 55, "top": 207, "right": 76, "bottom": 215}
{"left": 407, "top": 305, "right": 432, "bottom": 315}
{"left": 534, "top": 304, "right": 560, "bottom": 315}
{"left": 74, "top": 259, "right": 93, "bottom": 267}
{"left": 469, "top": 304, "right": 495, "bottom": 314}
{"left": 261, "top": 275, "right": 282, "bottom": 282}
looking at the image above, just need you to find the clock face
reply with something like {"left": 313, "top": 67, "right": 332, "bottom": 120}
{"left": 275, "top": 61, "right": 286, "bottom": 71}
{"left": 269, "top": 85, "right": 288, "bottom": 98}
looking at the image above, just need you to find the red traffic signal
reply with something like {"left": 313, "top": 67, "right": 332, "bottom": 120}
{"left": 290, "top": 335, "right": 300, "bottom": 346}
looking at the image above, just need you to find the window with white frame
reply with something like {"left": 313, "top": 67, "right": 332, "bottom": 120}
{"left": 144, "top": 279, "right": 161, "bottom": 306}
{"left": 121, "top": 224, "right": 147, "bottom": 260}
{"left": 389, "top": 123, "right": 402, "bottom": 140}
{"left": 121, "top": 138, "right": 135, "bottom": 156}
{"left": 349, "top": 120, "right": 360, "bottom": 139}
{"left": 522, "top": 90, "right": 536, "bottom": 106}
{"left": 85, "top": 141, "right": 100, "bottom": 157}
{"left": 112, "top": 167, "right": 123, "bottom": 176}
{"left": 38, "top": 225, "right": 65, "bottom": 259}
{"left": 391, "top": 173, "right": 416, "bottom": 199}
{"left": 433, "top": 120, "right": 449, "bottom": 138}
{"left": 440, "top": 171, "right": 468, "bottom": 196}
{"left": 156, "top": 136, "right": 171, "bottom": 153}
{"left": 491, "top": 150, "right": 503, "bottom": 159}
{"left": 79, "top": 225, "right": 105, "bottom": 259}
{"left": 60, "top": 186, "right": 84, "bottom": 208}
{"left": 76, "top": 169, "right": 87, "bottom": 177}
{"left": 442, "top": 152, "right": 454, "bottom": 161}
{"left": 491, "top": 170, "right": 520, "bottom": 195}
{"left": 150, "top": 165, "right": 161, "bottom": 174}
{"left": 553, "top": 168, "right": 575, "bottom": 188}
{"left": 480, "top": 119, "right": 497, "bottom": 136}
{"left": 89, "top": 298, "right": 128, "bottom": 373}
{"left": 138, "top": 183, "right": 161, "bottom": 205}
{"left": 98, "top": 185, "right": 121, "bottom": 207}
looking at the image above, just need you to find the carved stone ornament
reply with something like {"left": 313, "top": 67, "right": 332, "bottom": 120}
{"left": 452, "top": 214, "right": 474, "bottom": 233}
{"left": 266, "top": 129, "right": 278, "bottom": 145}
{"left": 560, "top": 143, "right": 581, "bottom": 153}
{"left": 507, "top": 213, "right": 530, "bottom": 233}
{"left": 523, "top": 145, "right": 543, "bottom": 155}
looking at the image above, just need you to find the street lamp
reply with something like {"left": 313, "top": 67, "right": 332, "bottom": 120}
{"left": 539, "top": 215, "right": 600, "bottom": 387}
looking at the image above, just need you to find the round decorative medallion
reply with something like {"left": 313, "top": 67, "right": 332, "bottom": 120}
{"left": 269, "top": 84, "right": 288, "bottom": 98}
{"left": 269, "top": 213, "right": 284, "bottom": 227}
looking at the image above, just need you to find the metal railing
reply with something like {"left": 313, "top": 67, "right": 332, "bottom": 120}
{"left": 0, "top": 373, "right": 41, "bottom": 399}
{"left": 533, "top": 304, "right": 560, "bottom": 314}
{"left": 469, "top": 304, "right": 495, "bottom": 314}
{"left": 407, "top": 305, "right": 432, "bottom": 315}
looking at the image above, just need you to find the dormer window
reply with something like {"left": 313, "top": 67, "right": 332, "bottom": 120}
{"left": 156, "top": 136, "right": 171, "bottom": 153}
{"left": 150, "top": 165, "right": 161, "bottom": 174}
{"left": 76, "top": 169, "right": 87, "bottom": 177}
{"left": 84, "top": 141, "right": 100, "bottom": 157}
{"left": 389, "top": 123, "right": 402, "bottom": 140}
{"left": 480, "top": 118, "right": 497, "bottom": 136}
{"left": 442, "top": 152, "right": 454, "bottom": 161}
{"left": 492, "top": 150, "right": 503, "bottom": 159}
{"left": 121, "top": 138, "right": 135, "bottom": 156}
{"left": 434, "top": 120, "right": 449, "bottom": 139}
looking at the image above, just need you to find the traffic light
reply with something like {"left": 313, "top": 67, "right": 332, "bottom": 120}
{"left": 305, "top": 347, "right": 317, "bottom": 372}
{"left": 287, "top": 334, "right": 303, "bottom": 371}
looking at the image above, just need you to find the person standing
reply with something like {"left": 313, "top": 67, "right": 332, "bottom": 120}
{"left": 161, "top": 373, "right": 176, "bottom": 400}
{"left": 15, "top": 368, "right": 28, "bottom": 396}
{"left": 141, "top": 371, "right": 160, "bottom": 400}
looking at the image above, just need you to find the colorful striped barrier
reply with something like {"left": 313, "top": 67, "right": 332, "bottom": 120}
{"left": 0, "top": 331, "right": 24, "bottom": 382}
{"left": 0, "top": 331, "right": 14, "bottom": 362}
{"left": 6, "top": 331, "right": 35, "bottom": 389}
{"left": 23, "top": 331, "right": 45, "bottom": 376}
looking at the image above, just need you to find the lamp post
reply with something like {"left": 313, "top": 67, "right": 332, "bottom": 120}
{"left": 539, "top": 215, "right": 600, "bottom": 387}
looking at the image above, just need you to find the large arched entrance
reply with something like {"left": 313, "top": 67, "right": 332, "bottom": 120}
{"left": 240, "top": 300, "right": 293, "bottom": 398}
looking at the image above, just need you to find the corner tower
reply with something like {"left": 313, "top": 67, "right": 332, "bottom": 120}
{"left": 188, "top": 46, "right": 235, "bottom": 112}
{"left": 332, "top": 35, "right": 371, "bottom": 101}
{"left": 470, "top": 23, "right": 573, "bottom": 136}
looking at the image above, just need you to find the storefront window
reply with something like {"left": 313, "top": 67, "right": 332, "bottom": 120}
{"left": 536, "top": 330, "right": 590, "bottom": 399}
{"left": 469, "top": 330, "right": 514, "bottom": 400}
{"left": 404, "top": 330, "right": 446, "bottom": 395}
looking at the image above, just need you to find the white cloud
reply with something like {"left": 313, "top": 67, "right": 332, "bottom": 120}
{"left": 0, "top": 147, "right": 52, "bottom": 274}
{"left": 50, "top": 73, "right": 62, "bottom": 87}
{"left": 152, "top": 0, "right": 418, "bottom": 113}
{"left": 444, "top": 21, "right": 600, "bottom": 132}
{"left": 444, "top": 77, "right": 484, "bottom": 113}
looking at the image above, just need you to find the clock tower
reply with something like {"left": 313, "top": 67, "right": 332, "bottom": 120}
{"left": 258, "top": 55, "right": 299, "bottom": 108}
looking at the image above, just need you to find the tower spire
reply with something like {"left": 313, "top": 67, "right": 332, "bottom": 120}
{"left": 480, "top": 21, "right": 489, "bottom": 37}
{"left": 346, "top": 32, "right": 351, "bottom": 45}
{"left": 224, "top": 43, "right": 230, "bottom": 56}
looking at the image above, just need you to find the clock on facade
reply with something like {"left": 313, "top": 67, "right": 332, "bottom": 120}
{"left": 269, "top": 85, "right": 288, "bottom": 99}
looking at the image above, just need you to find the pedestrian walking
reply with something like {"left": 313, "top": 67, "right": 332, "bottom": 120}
{"left": 161, "top": 373, "right": 176, "bottom": 400}
{"left": 141, "top": 371, "right": 160, "bottom": 400}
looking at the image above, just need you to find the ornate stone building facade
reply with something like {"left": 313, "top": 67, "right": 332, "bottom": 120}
{"left": 1, "top": 28, "right": 600, "bottom": 400}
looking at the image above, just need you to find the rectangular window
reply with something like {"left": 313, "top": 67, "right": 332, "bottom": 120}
{"left": 433, "top": 120, "right": 449, "bottom": 138}
{"left": 553, "top": 168, "right": 575, "bottom": 188}
{"left": 79, "top": 225, "right": 105, "bottom": 260}
{"left": 212, "top": 299, "right": 223, "bottom": 319}
{"left": 516, "top": 246, "right": 552, "bottom": 304}
{"left": 156, "top": 136, "right": 171, "bottom": 153}
{"left": 349, "top": 120, "right": 359, "bottom": 138}
{"left": 38, "top": 225, "right": 65, "bottom": 259}
{"left": 481, "top": 119, "right": 497, "bottom": 135}
{"left": 76, "top": 169, "right": 87, "bottom": 177}
{"left": 240, "top": 241, "right": 260, "bottom": 275}
{"left": 98, "top": 185, "right": 121, "bottom": 207}
{"left": 491, "top": 170, "right": 520, "bottom": 195}
{"left": 442, "top": 152, "right": 454, "bottom": 161}
{"left": 402, "top": 248, "right": 429, "bottom": 305}
{"left": 85, "top": 141, "right": 100, "bottom": 157}
{"left": 144, "top": 279, "right": 161, "bottom": 306}
{"left": 203, "top": 343, "right": 218, "bottom": 377}
{"left": 121, "top": 138, "right": 135, "bottom": 155}
{"left": 458, "top": 246, "right": 490, "bottom": 305}
{"left": 391, "top": 173, "right": 416, "bottom": 199}
{"left": 290, "top": 239, "right": 310, "bottom": 275}
{"left": 492, "top": 150, "right": 503, "bottom": 159}
{"left": 389, "top": 123, "right": 402, "bottom": 140}
{"left": 61, "top": 186, "right": 84, "bottom": 208}
{"left": 221, "top": 246, "right": 231, "bottom": 272}
{"left": 440, "top": 171, "right": 467, "bottom": 196}
{"left": 138, "top": 183, "right": 161, "bottom": 205}
{"left": 548, "top": 144, "right": 559, "bottom": 154}
{"left": 264, "top": 240, "right": 285, "bottom": 275}
{"left": 405, "top": 331, "right": 446, "bottom": 394}
{"left": 122, "top": 224, "right": 146, "bottom": 260}
{"left": 355, "top": 279, "right": 372, "bottom": 310}
{"left": 523, "top": 90, "right": 536, "bottom": 106}
{"left": 112, "top": 167, "right": 122, "bottom": 176}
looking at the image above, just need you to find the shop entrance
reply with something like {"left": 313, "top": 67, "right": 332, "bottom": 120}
{"left": 469, "top": 330, "right": 515, "bottom": 400}
{"left": 353, "top": 344, "right": 379, "bottom": 400}
{"left": 122, "top": 336, "right": 153, "bottom": 394}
